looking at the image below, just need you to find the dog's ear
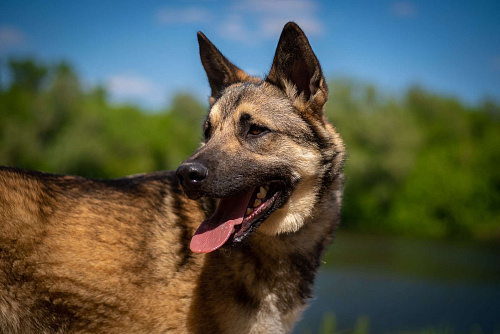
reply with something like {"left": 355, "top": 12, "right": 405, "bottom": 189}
{"left": 198, "top": 31, "right": 248, "bottom": 102}
{"left": 266, "top": 22, "right": 328, "bottom": 113}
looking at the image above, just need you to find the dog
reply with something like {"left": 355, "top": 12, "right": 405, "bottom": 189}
{"left": 0, "top": 22, "right": 345, "bottom": 333}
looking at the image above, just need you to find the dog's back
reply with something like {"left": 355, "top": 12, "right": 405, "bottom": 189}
{"left": 0, "top": 167, "right": 208, "bottom": 333}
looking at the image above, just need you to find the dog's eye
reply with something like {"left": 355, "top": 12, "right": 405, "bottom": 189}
{"left": 248, "top": 124, "right": 269, "bottom": 136}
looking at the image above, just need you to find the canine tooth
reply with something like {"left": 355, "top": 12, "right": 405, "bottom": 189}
{"left": 257, "top": 186, "right": 267, "bottom": 199}
{"left": 253, "top": 199, "right": 261, "bottom": 207}
{"left": 246, "top": 208, "right": 253, "bottom": 216}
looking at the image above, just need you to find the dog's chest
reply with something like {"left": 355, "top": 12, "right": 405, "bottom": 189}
{"left": 248, "top": 292, "right": 305, "bottom": 334}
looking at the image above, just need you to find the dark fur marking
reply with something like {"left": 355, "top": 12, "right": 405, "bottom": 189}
{"left": 317, "top": 150, "right": 344, "bottom": 206}
{"left": 172, "top": 182, "right": 194, "bottom": 270}
{"left": 289, "top": 247, "right": 321, "bottom": 301}
{"left": 234, "top": 282, "right": 260, "bottom": 310}
{"left": 229, "top": 93, "right": 243, "bottom": 118}
{"left": 218, "top": 84, "right": 257, "bottom": 121}
{"left": 298, "top": 113, "right": 331, "bottom": 151}
{"left": 294, "top": 115, "right": 343, "bottom": 205}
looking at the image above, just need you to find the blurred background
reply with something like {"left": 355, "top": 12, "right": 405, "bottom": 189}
{"left": 1, "top": 1, "right": 499, "bottom": 333}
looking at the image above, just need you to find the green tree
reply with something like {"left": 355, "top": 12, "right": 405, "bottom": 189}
{"left": 8, "top": 58, "right": 48, "bottom": 93}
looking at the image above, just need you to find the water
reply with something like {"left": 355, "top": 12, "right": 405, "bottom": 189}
{"left": 294, "top": 232, "right": 500, "bottom": 333}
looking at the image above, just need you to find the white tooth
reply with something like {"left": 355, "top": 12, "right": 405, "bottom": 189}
{"left": 246, "top": 208, "right": 253, "bottom": 216}
{"left": 264, "top": 184, "right": 270, "bottom": 191}
{"left": 257, "top": 186, "right": 267, "bottom": 199}
{"left": 232, "top": 227, "right": 235, "bottom": 233}
{"left": 253, "top": 199, "right": 261, "bottom": 207}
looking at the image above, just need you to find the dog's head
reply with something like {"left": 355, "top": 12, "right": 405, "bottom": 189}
{"left": 176, "top": 22, "right": 344, "bottom": 253}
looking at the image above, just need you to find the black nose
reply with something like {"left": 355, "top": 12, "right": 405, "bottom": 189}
{"left": 176, "top": 162, "right": 208, "bottom": 186}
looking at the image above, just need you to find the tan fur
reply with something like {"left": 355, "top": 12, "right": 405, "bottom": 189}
{"left": 0, "top": 22, "right": 345, "bottom": 334}
{"left": 0, "top": 170, "right": 209, "bottom": 333}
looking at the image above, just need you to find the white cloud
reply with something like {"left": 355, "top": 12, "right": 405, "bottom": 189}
{"left": 219, "top": 0, "right": 324, "bottom": 43}
{"left": 235, "top": 0, "right": 316, "bottom": 15}
{"left": 157, "top": 6, "right": 212, "bottom": 24}
{"left": 107, "top": 74, "right": 165, "bottom": 107}
{"left": 0, "top": 26, "right": 26, "bottom": 50}
{"left": 218, "top": 14, "right": 252, "bottom": 41}
{"left": 155, "top": 0, "right": 324, "bottom": 44}
{"left": 391, "top": 1, "right": 418, "bottom": 18}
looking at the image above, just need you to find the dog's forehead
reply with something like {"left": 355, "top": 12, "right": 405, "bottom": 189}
{"left": 209, "top": 82, "right": 295, "bottom": 125}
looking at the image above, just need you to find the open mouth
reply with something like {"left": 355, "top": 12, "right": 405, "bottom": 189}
{"left": 190, "top": 183, "right": 281, "bottom": 253}
{"left": 234, "top": 184, "right": 280, "bottom": 240}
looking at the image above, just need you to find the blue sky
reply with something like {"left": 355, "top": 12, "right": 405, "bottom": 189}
{"left": 0, "top": 0, "right": 499, "bottom": 109}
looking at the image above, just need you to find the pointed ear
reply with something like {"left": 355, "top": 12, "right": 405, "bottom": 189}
{"left": 198, "top": 31, "right": 248, "bottom": 100}
{"left": 266, "top": 22, "right": 328, "bottom": 110}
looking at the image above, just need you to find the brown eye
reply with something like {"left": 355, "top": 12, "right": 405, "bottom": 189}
{"left": 248, "top": 124, "right": 269, "bottom": 136}
{"left": 250, "top": 128, "right": 263, "bottom": 135}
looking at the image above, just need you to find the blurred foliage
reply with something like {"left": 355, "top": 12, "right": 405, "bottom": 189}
{"left": 0, "top": 58, "right": 499, "bottom": 241}
{"left": 0, "top": 58, "right": 204, "bottom": 178}
{"left": 326, "top": 79, "right": 500, "bottom": 241}
{"left": 302, "top": 312, "right": 486, "bottom": 334}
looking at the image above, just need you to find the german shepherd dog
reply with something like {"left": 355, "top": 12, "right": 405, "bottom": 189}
{"left": 0, "top": 22, "right": 345, "bottom": 333}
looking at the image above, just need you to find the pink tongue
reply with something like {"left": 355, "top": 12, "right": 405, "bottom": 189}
{"left": 190, "top": 190, "right": 254, "bottom": 253}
